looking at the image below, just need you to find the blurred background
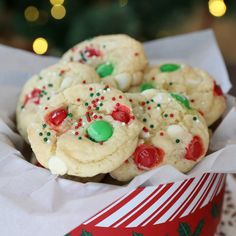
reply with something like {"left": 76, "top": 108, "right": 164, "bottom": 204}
{"left": 0, "top": 0, "right": 235, "bottom": 67}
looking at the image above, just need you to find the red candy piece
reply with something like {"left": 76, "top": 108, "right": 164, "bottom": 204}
{"left": 133, "top": 144, "right": 164, "bottom": 170}
{"left": 185, "top": 136, "right": 204, "bottom": 161}
{"left": 111, "top": 105, "right": 131, "bottom": 124}
{"left": 23, "top": 88, "right": 41, "bottom": 106}
{"left": 45, "top": 108, "right": 68, "bottom": 127}
{"left": 85, "top": 46, "right": 102, "bottom": 58}
{"left": 213, "top": 81, "right": 223, "bottom": 96}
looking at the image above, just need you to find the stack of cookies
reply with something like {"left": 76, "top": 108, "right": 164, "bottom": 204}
{"left": 16, "top": 35, "right": 226, "bottom": 183}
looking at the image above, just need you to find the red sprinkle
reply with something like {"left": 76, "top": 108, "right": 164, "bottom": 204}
{"left": 85, "top": 46, "right": 102, "bottom": 58}
{"left": 82, "top": 80, "right": 86, "bottom": 84}
{"left": 77, "top": 98, "right": 81, "bottom": 102}
{"left": 75, "top": 132, "right": 79, "bottom": 136}
{"left": 170, "top": 113, "right": 174, "bottom": 118}
{"left": 88, "top": 106, "right": 92, "bottom": 110}
{"left": 133, "top": 144, "right": 164, "bottom": 170}
{"left": 119, "top": 95, "right": 123, "bottom": 99}
{"left": 116, "top": 103, "right": 120, "bottom": 107}
{"left": 160, "top": 132, "right": 164, "bottom": 136}
{"left": 213, "top": 81, "right": 223, "bottom": 96}
{"left": 94, "top": 115, "right": 98, "bottom": 119}
{"left": 185, "top": 136, "right": 204, "bottom": 161}
{"left": 134, "top": 52, "right": 139, "bottom": 56}
{"left": 44, "top": 107, "right": 48, "bottom": 110}
{"left": 112, "top": 97, "right": 116, "bottom": 101}
{"left": 101, "top": 96, "right": 105, "bottom": 100}
{"left": 129, "top": 99, "right": 133, "bottom": 102}
{"left": 45, "top": 107, "right": 68, "bottom": 127}
{"left": 190, "top": 99, "right": 195, "bottom": 103}
{"left": 143, "top": 127, "right": 149, "bottom": 132}
{"left": 141, "top": 101, "right": 146, "bottom": 106}
{"left": 147, "top": 106, "right": 151, "bottom": 110}
{"left": 111, "top": 105, "right": 131, "bottom": 124}
{"left": 151, "top": 77, "right": 155, "bottom": 81}
{"left": 89, "top": 87, "right": 93, "bottom": 91}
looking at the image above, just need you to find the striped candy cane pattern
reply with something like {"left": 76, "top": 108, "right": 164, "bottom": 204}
{"left": 67, "top": 173, "right": 226, "bottom": 236}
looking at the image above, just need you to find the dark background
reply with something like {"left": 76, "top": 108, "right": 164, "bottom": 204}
{"left": 0, "top": 0, "right": 236, "bottom": 93}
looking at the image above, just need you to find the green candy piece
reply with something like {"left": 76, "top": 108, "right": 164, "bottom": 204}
{"left": 140, "top": 83, "right": 154, "bottom": 92}
{"left": 96, "top": 63, "right": 114, "bottom": 78}
{"left": 171, "top": 93, "right": 191, "bottom": 109}
{"left": 160, "top": 63, "right": 180, "bottom": 72}
{"left": 87, "top": 120, "right": 113, "bottom": 142}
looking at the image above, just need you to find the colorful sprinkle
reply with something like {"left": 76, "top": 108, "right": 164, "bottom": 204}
{"left": 176, "top": 139, "right": 180, "bottom": 143}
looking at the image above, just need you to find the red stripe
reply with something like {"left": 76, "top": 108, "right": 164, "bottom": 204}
{"left": 85, "top": 187, "right": 145, "bottom": 226}
{"left": 110, "top": 184, "right": 169, "bottom": 227}
{"left": 145, "top": 178, "right": 194, "bottom": 226}
{"left": 209, "top": 174, "right": 223, "bottom": 202}
{"left": 191, "top": 174, "right": 217, "bottom": 213}
{"left": 173, "top": 173, "right": 210, "bottom": 218}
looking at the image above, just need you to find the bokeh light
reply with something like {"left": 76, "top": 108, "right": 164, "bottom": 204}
{"left": 209, "top": 0, "right": 227, "bottom": 17}
{"left": 119, "top": 0, "right": 128, "bottom": 8}
{"left": 50, "top": 0, "right": 64, "bottom": 5}
{"left": 24, "top": 6, "right": 39, "bottom": 22}
{"left": 33, "top": 37, "right": 48, "bottom": 55}
{"left": 51, "top": 5, "right": 66, "bottom": 20}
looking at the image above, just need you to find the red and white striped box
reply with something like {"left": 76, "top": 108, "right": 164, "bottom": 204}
{"left": 66, "top": 173, "right": 226, "bottom": 236}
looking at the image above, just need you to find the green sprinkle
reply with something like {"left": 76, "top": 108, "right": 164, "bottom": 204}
{"left": 176, "top": 139, "right": 180, "bottom": 143}
{"left": 150, "top": 124, "right": 154, "bottom": 128}
{"left": 90, "top": 93, "right": 94, "bottom": 97}
{"left": 48, "top": 83, "right": 53, "bottom": 87}
{"left": 46, "top": 132, "right": 51, "bottom": 136}
{"left": 164, "top": 114, "right": 168, "bottom": 118}
{"left": 171, "top": 93, "right": 191, "bottom": 109}
{"left": 40, "top": 94, "right": 43, "bottom": 97}
{"left": 146, "top": 101, "right": 150, "bottom": 104}
{"left": 42, "top": 124, "right": 47, "bottom": 128}
{"left": 140, "top": 83, "right": 154, "bottom": 92}
{"left": 96, "top": 107, "right": 99, "bottom": 110}
{"left": 96, "top": 63, "right": 114, "bottom": 78}
{"left": 85, "top": 102, "right": 89, "bottom": 106}
{"left": 78, "top": 136, "right": 82, "bottom": 140}
{"left": 143, "top": 118, "right": 147, "bottom": 122}
{"left": 169, "top": 82, "right": 173, "bottom": 86}
{"left": 193, "top": 116, "right": 198, "bottom": 121}
{"left": 80, "top": 52, "right": 87, "bottom": 62}
{"left": 39, "top": 132, "right": 43, "bottom": 136}
{"left": 21, "top": 105, "right": 24, "bottom": 109}
{"left": 99, "top": 103, "right": 103, "bottom": 107}
{"left": 151, "top": 99, "right": 154, "bottom": 102}
{"left": 96, "top": 92, "right": 101, "bottom": 96}
{"left": 43, "top": 137, "right": 48, "bottom": 142}
{"left": 157, "top": 103, "right": 161, "bottom": 107}
{"left": 47, "top": 97, "right": 50, "bottom": 100}
{"left": 39, "top": 76, "right": 43, "bottom": 80}
{"left": 67, "top": 113, "right": 73, "bottom": 118}
{"left": 160, "top": 63, "right": 180, "bottom": 72}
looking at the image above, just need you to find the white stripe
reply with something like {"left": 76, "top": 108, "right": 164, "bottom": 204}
{"left": 191, "top": 174, "right": 216, "bottom": 213}
{"left": 127, "top": 181, "right": 183, "bottom": 228}
{"left": 96, "top": 188, "right": 157, "bottom": 227}
{"left": 201, "top": 174, "right": 221, "bottom": 208}
{"left": 181, "top": 173, "right": 214, "bottom": 217}
{"left": 155, "top": 175, "right": 203, "bottom": 224}
{"left": 216, "top": 174, "right": 226, "bottom": 195}
{"left": 210, "top": 174, "right": 223, "bottom": 202}
{"left": 143, "top": 180, "right": 189, "bottom": 226}
{"left": 169, "top": 174, "right": 206, "bottom": 221}
{"left": 113, "top": 185, "right": 166, "bottom": 228}
{"left": 83, "top": 189, "right": 136, "bottom": 225}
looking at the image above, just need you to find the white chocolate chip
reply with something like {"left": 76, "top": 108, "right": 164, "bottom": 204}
{"left": 60, "top": 76, "right": 74, "bottom": 90}
{"left": 114, "top": 73, "right": 132, "bottom": 91}
{"left": 153, "top": 93, "right": 170, "bottom": 104}
{"left": 166, "top": 125, "right": 186, "bottom": 138}
{"left": 48, "top": 156, "right": 68, "bottom": 175}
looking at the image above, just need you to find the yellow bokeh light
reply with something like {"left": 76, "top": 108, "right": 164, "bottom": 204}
{"left": 50, "top": 0, "right": 64, "bottom": 5}
{"left": 209, "top": 0, "right": 227, "bottom": 17}
{"left": 119, "top": 0, "right": 128, "bottom": 7}
{"left": 24, "top": 6, "right": 39, "bottom": 22}
{"left": 33, "top": 38, "right": 48, "bottom": 55}
{"left": 51, "top": 5, "right": 66, "bottom": 20}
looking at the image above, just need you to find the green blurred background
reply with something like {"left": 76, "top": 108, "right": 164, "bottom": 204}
{"left": 0, "top": 0, "right": 236, "bottom": 65}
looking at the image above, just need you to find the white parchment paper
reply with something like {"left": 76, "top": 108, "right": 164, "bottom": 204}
{"left": 0, "top": 30, "right": 235, "bottom": 236}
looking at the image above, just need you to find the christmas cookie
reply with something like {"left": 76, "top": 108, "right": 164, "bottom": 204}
{"left": 61, "top": 34, "right": 148, "bottom": 91}
{"left": 16, "top": 62, "right": 100, "bottom": 142}
{"left": 27, "top": 84, "right": 143, "bottom": 177}
{"left": 110, "top": 89, "right": 209, "bottom": 181}
{"left": 131, "top": 63, "right": 226, "bottom": 126}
